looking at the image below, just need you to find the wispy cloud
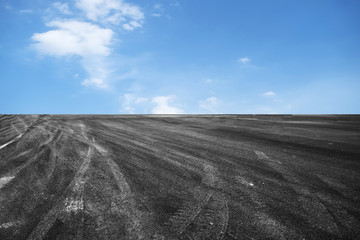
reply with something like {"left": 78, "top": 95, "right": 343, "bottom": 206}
{"left": 135, "top": 97, "right": 148, "bottom": 104}
{"left": 151, "top": 4, "right": 164, "bottom": 17}
{"left": 238, "top": 57, "right": 250, "bottom": 63}
{"left": 19, "top": 9, "right": 33, "bottom": 14}
{"left": 75, "top": 0, "right": 144, "bottom": 30}
{"left": 53, "top": 2, "right": 72, "bottom": 15}
{"left": 199, "top": 97, "right": 221, "bottom": 112}
{"left": 263, "top": 91, "right": 276, "bottom": 96}
{"left": 120, "top": 94, "right": 149, "bottom": 113}
{"left": 82, "top": 78, "right": 109, "bottom": 89}
{"left": 151, "top": 13, "right": 161, "bottom": 17}
{"left": 3, "top": 4, "right": 12, "bottom": 10}
{"left": 152, "top": 95, "right": 183, "bottom": 114}
{"left": 31, "top": 0, "right": 144, "bottom": 90}
{"left": 170, "top": 1, "right": 180, "bottom": 7}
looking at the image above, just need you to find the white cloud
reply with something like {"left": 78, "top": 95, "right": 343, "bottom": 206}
{"left": 135, "top": 97, "right": 148, "bottom": 104}
{"left": 122, "top": 93, "right": 136, "bottom": 113}
{"left": 170, "top": 1, "right": 180, "bottom": 7}
{"left": 263, "top": 91, "right": 276, "bottom": 96}
{"left": 75, "top": 0, "right": 144, "bottom": 30}
{"left": 238, "top": 57, "right": 250, "bottom": 63}
{"left": 31, "top": 0, "right": 144, "bottom": 90}
{"left": 199, "top": 97, "right": 221, "bottom": 112}
{"left": 151, "top": 13, "right": 162, "bottom": 17}
{"left": 32, "top": 20, "right": 115, "bottom": 89}
{"left": 53, "top": 2, "right": 71, "bottom": 15}
{"left": 153, "top": 4, "right": 162, "bottom": 10}
{"left": 3, "top": 4, "right": 12, "bottom": 10}
{"left": 151, "top": 4, "right": 164, "bottom": 17}
{"left": 204, "top": 78, "right": 213, "bottom": 83}
{"left": 120, "top": 94, "right": 149, "bottom": 113}
{"left": 152, "top": 95, "right": 183, "bottom": 114}
{"left": 19, "top": 9, "right": 33, "bottom": 14}
{"left": 32, "top": 20, "right": 113, "bottom": 57}
{"left": 81, "top": 78, "right": 109, "bottom": 89}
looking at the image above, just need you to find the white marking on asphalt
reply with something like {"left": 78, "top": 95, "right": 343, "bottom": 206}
{"left": 0, "top": 176, "right": 15, "bottom": 189}
{"left": 65, "top": 198, "right": 84, "bottom": 212}
{"left": 235, "top": 176, "right": 255, "bottom": 187}
{"left": 93, "top": 142, "right": 108, "bottom": 154}
{"left": 0, "top": 221, "right": 20, "bottom": 229}
{"left": 0, "top": 140, "right": 15, "bottom": 150}
{"left": 254, "top": 150, "right": 282, "bottom": 164}
{"left": 254, "top": 150, "right": 269, "bottom": 160}
{"left": 0, "top": 134, "right": 22, "bottom": 150}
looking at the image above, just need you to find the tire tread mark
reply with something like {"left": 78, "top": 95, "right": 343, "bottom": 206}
{"left": 27, "top": 146, "right": 93, "bottom": 240}
{"left": 182, "top": 193, "right": 229, "bottom": 240}
{"left": 165, "top": 189, "right": 213, "bottom": 238}
{"left": 93, "top": 139, "right": 146, "bottom": 240}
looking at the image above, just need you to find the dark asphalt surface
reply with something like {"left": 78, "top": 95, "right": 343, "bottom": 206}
{"left": 0, "top": 115, "right": 359, "bottom": 240}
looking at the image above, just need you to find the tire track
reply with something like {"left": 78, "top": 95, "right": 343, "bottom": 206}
{"left": 92, "top": 138, "right": 146, "bottom": 240}
{"left": 163, "top": 163, "right": 229, "bottom": 240}
{"left": 0, "top": 176, "right": 15, "bottom": 189}
{"left": 181, "top": 193, "right": 228, "bottom": 240}
{"left": 1, "top": 126, "right": 64, "bottom": 182}
{"left": 27, "top": 145, "right": 93, "bottom": 240}
{"left": 0, "top": 134, "right": 22, "bottom": 150}
{"left": 64, "top": 145, "right": 93, "bottom": 213}
{"left": 166, "top": 190, "right": 213, "bottom": 238}
{"left": 253, "top": 150, "right": 339, "bottom": 236}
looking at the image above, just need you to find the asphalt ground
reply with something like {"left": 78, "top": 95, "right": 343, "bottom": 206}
{"left": 0, "top": 114, "right": 359, "bottom": 240}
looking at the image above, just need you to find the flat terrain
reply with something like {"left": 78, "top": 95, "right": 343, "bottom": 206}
{"left": 0, "top": 115, "right": 360, "bottom": 240}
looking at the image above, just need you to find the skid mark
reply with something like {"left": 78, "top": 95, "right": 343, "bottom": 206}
{"left": 79, "top": 122, "right": 88, "bottom": 140}
{"left": 27, "top": 198, "right": 66, "bottom": 240}
{"left": 0, "top": 176, "right": 15, "bottom": 189}
{"left": 194, "top": 194, "right": 229, "bottom": 240}
{"left": 254, "top": 151, "right": 299, "bottom": 185}
{"left": 106, "top": 158, "right": 131, "bottom": 196}
{"left": 0, "top": 134, "right": 23, "bottom": 150}
{"left": 63, "top": 145, "right": 93, "bottom": 213}
{"left": 0, "top": 221, "right": 21, "bottom": 229}
{"left": 299, "top": 195, "right": 339, "bottom": 235}
{"left": 317, "top": 175, "right": 346, "bottom": 189}
{"left": 164, "top": 164, "right": 229, "bottom": 239}
{"left": 65, "top": 198, "right": 84, "bottom": 213}
{"left": 255, "top": 212, "right": 288, "bottom": 240}
{"left": 11, "top": 123, "right": 22, "bottom": 135}
{"left": 204, "top": 164, "right": 219, "bottom": 187}
{"left": 317, "top": 174, "right": 359, "bottom": 201}
{"left": 38, "top": 127, "right": 63, "bottom": 148}
{"left": 219, "top": 198, "right": 229, "bottom": 240}
{"left": 253, "top": 150, "right": 340, "bottom": 235}
{"left": 27, "top": 146, "right": 93, "bottom": 240}
{"left": 100, "top": 149, "right": 146, "bottom": 239}
{"left": 50, "top": 129, "right": 63, "bottom": 147}
{"left": 315, "top": 193, "right": 360, "bottom": 235}
{"left": 166, "top": 190, "right": 213, "bottom": 237}
{"left": 72, "top": 146, "right": 93, "bottom": 192}
{"left": 178, "top": 193, "right": 229, "bottom": 240}
{"left": 254, "top": 150, "right": 282, "bottom": 164}
{"left": 254, "top": 150, "right": 269, "bottom": 160}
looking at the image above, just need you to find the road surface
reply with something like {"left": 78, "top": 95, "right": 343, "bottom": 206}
{"left": 0, "top": 114, "right": 359, "bottom": 239}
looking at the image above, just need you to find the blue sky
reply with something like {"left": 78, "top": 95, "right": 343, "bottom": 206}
{"left": 1, "top": 0, "right": 359, "bottom": 114}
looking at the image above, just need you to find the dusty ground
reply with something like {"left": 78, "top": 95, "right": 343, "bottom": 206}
{"left": 0, "top": 114, "right": 359, "bottom": 240}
